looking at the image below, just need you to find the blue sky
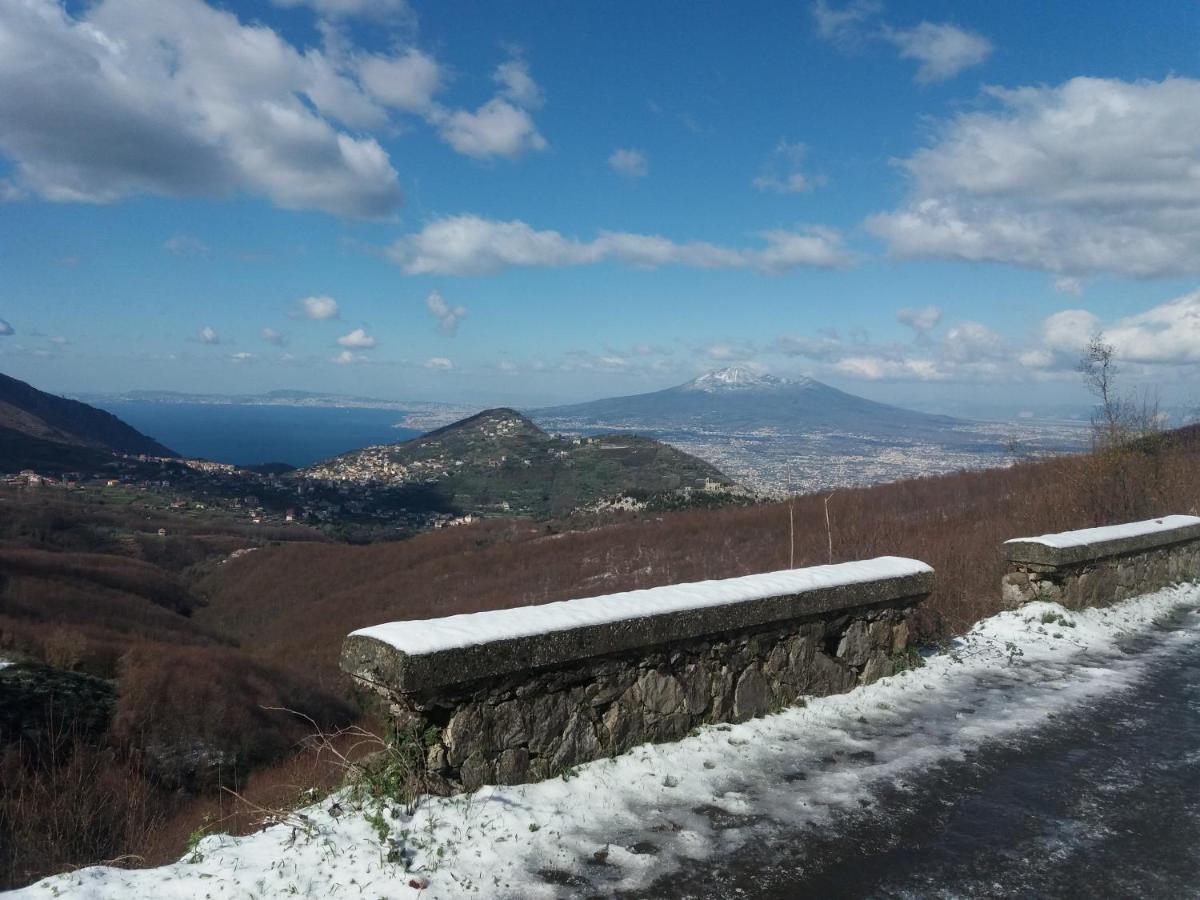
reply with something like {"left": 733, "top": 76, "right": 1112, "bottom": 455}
{"left": 2, "top": 0, "right": 1200, "bottom": 413}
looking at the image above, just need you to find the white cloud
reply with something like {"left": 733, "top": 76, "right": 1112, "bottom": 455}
{"left": 199, "top": 325, "right": 220, "bottom": 345}
{"left": 0, "top": 0, "right": 404, "bottom": 218}
{"left": 1054, "top": 277, "right": 1084, "bottom": 297}
{"left": 424, "top": 290, "right": 466, "bottom": 334}
{"left": 811, "top": 0, "right": 882, "bottom": 47}
{"left": 868, "top": 77, "right": 1200, "bottom": 278}
{"left": 494, "top": 58, "right": 544, "bottom": 109}
{"left": 609, "top": 148, "right": 649, "bottom": 178}
{"left": 261, "top": 327, "right": 288, "bottom": 346}
{"left": 897, "top": 305, "right": 943, "bottom": 333}
{"left": 332, "top": 349, "right": 364, "bottom": 364}
{"left": 164, "top": 235, "right": 209, "bottom": 257}
{"left": 0, "top": 319, "right": 13, "bottom": 336}
{"left": 270, "top": 0, "right": 412, "bottom": 20}
{"left": 1103, "top": 289, "right": 1200, "bottom": 365}
{"left": 882, "top": 22, "right": 992, "bottom": 84}
{"left": 358, "top": 49, "right": 442, "bottom": 113}
{"left": 425, "top": 356, "right": 453, "bottom": 370}
{"left": 297, "top": 295, "right": 340, "bottom": 319}
{"left": 431, "top": 98, "right": 547, "bottom": 160}
{"left": 753, "top": 141, "right": 819, "bottom": 194}
{"left": 698, "top": 342, "right": 756, "bottom": 362}
{"left": 230, "top": 351, "right": 253, "bottom": 362}
{"left": 835, "top": 355, "right": 943, "bottom": 381}
{"left": 337, "top": 327, "right": 377, "bottom": 348}
{"left": 387, "top": 215, "right": 850, "bottom": 276}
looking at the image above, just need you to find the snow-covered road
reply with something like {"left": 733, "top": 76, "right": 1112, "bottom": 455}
{"left": 11, "top": 583, "right": 1200, "bottom": 899}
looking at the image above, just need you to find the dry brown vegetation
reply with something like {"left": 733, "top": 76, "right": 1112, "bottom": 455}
{"left": 2, "top": 424, "right": 1199, "bottom": 888}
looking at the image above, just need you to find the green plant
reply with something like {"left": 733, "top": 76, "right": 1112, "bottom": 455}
{"left": 889, "top": 646, "right": 925, "bottom": 673}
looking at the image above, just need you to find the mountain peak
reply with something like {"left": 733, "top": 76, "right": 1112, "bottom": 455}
{"left": 682, "top": 366, "right": 797, "bottom": 393}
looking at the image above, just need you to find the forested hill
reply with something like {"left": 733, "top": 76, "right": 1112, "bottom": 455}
{"left": 298, "top": 407, "right": 736, "bottom": 518}
{"left": 0, "top": 372, "right": 176, "bottom": 465}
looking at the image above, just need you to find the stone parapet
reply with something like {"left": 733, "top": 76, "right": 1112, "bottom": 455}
{"left": 1002, "top": 515, "right": 1200, "bottom": 609}
{"left": 341, "top": 558, "right": 933, "bottom": 792}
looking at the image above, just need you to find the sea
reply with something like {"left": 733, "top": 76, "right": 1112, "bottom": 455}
{"left": 94, "top": 401, "right": 422, "bottom": 467}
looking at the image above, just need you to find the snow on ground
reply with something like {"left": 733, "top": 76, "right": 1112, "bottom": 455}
{"left": 0, "top": 658, "right": 11, "bottom": 670}
{"left": 354, "top": 557, "right": 932, "bottom": 655}
{"left": 1006, "top": 514, "right": 1200, "bottom": 548}
{"left": 11, "top": 582, "right": 1200, "bottom": 900}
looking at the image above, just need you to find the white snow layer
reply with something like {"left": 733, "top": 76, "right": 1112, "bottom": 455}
{"left": 352, "top": 556, "right": 932, "bottom": 656}
{"left": 12, "top": 581, "right": 1200, "bottom": 900}
{"left": 1006, "top": 514, "right": 1200, "bottom": 549}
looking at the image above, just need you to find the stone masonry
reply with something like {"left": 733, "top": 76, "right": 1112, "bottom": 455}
{"left": 1002, "top": 517, "right": 1200, "bottom": 610}
{"left": 342, "top": 563, "right": 931, "bottom": 793}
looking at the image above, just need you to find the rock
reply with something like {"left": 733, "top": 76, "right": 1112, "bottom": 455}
{"left": 527, "top": 693, "right": 571, "bottom": 755}
{"left": 602, "top": 696, "right": 644, "bottom": 754}
{"left": 494, "top": 747, "right": 530, "bottom": 785}
{"left": 891, "top": 620, "right": 910, "bottom": 654}
{"left": 636, "top": 671, "right": 685, "bottom": 721}
{"left": 836, "top": 620, "right": 873, "bottom": 667}
{"left": 443, "top": 704, "right": 486, "bottom": 767}
{"left": 488, "top": 701, "right": 527, "bottom": 750}
{"left": 732, "top": 667, "right": 772, "bottom": 720}
{"left": 549, "top": 708, "right": 602, "bottom": 772}
{"left": 459, "top": 751, "right": 494, "bottom": 791}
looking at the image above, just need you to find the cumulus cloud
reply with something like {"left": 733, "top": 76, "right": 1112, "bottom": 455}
{"left": 164, "top": 235, "right": 209, "bottom": 257}
{"left": 753, "top": 141, "right": 820, "bottom": 194}
{"left": 199, "top": 325, "right": 220, "bottom": 345}
{"left": 425, "top": 356, "right": 453, "bottom": 370}
{"left": 609, "top": 148, "right": 649, "bottom": 178}
{"left": 812, "top": 3, "right": 989, "bottom": 83}
{"left": 431, "top": 98, "right": 547, "bottom": 160}
{"left": 1054, "top": 277, "right": 1084, "bottom": 297}
{"left": 0, "top": 319, "right": 13, "bottom": 336}
{"left": 882, "top": 22, "right": 992, "bottom": 84}
{"left": 811, "top": 0, "right": 882, "bottom": 48}
{"left": 387, "top": 215, "right": 850, "bottom": 275}
{"left": 897, "top": 304, "right": 943, "bottom": 334}
{"left": 424, "top": 290, "right": 466, "bottom": 334}
{"left": 868, "top": 77, "right": 1200, "bottom": 278}
{"left": 778, "top": 312, "right": 1011, "bottom": 382}
{"left": 270, "top": 0, "right": 412, "bottom": 20}
{"left": 1103, "top": 290, "right": 1200, "bottom": 365}
{"left": 0, "top": 0, "right": 404, "bottom": 218}
{"left": 357, "top": 49, "right": 442, "bottom": 113}
{"left": 494, "top": 57, "right": 544, "bottom": 109}
{"left": 332, "top": 349, "right": 363, "bottom": 364}
{"left": 261, "top": 327, "right": 288, "bottom": 346}
{"left": 337, "top": 327, "right": 377, "bottom": 348}
{"left": 296, "top": 295, "right": 340, "bottom": 319}
{"left": 230, "top": 351, "right": 253, "bottom": 363}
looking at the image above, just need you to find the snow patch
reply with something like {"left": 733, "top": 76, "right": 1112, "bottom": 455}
{"left": 1006, "top": 515, "right": 1200, "bottom": 549}
{"left": 15, "top": 583, "right": 1200, "bottom": 900}
{"left": 351, "top": 557, "right": 931, "bottom": 656}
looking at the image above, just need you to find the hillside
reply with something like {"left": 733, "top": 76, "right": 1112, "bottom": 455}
{"left": 0, "top": 372, "right": 175, "bottom": 468}
{"left": 536, "top": 365, "right": 965, "bottom": 437}
{"left": 297, "top": 407, "right": 735, "bottom": 518}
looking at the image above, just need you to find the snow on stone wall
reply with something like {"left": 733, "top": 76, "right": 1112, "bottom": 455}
{"left": 341, "top": 558, "right": 933, "bottom": 792}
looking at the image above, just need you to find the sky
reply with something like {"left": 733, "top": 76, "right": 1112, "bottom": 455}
{"left": 2, "top": 0, "right": 1200, "bottom": 415}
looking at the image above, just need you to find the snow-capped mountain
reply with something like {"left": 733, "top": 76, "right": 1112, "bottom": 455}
{"left": 679, "top": 365, "right": 798, "bottom": 393}
{"left": 534, "top": 366, "right": 965, "bottom": 437}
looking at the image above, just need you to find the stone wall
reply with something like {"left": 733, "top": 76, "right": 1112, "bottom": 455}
{"left": 1002, "top": 516, "right": 1200, "bottom": 610}
{"left": 341, "top": 559, "right": 932, "bottom": 793}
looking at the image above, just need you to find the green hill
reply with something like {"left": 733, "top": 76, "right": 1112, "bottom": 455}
{"left": 297, "top": 408, "right": 736, "bottom": 518}
{"left": 0, "top": 372, "right": 175, "bottom": 473}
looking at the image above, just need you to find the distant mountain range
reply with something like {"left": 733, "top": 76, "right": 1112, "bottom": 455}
{"left": 0, "top": 372, "right": 175, "bottom": 471}
{"left": 535, "top": 365, "right": 965, "bottom": 438}
{"left": 298, "top": 407, "right": 736, "bottom": 518}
